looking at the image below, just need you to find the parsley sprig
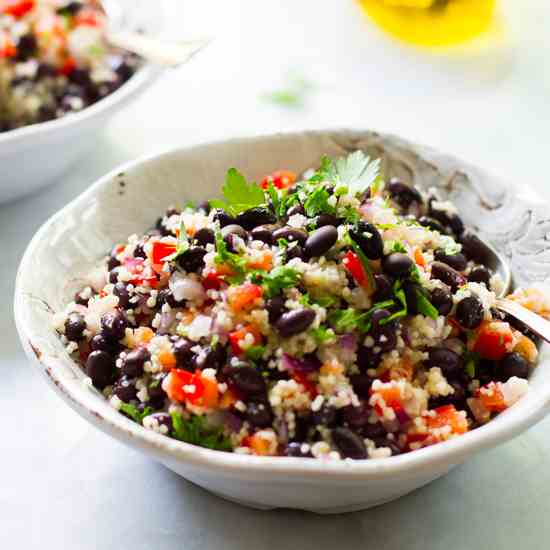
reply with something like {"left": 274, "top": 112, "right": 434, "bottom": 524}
{"left": 209, "top": 168, "right": 265, "bottom": 217}
{"left": 171, "top": 412, "right": 232, "bottom": 451}
{"left": 250, "top": 266, "right": 301, "bottom": 297}
{"left": 120, "top": 403, "right": 153, "bottom": 424}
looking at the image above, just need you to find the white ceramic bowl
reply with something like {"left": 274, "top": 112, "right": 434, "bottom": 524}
{"left": 14, "top": 130, "right": 550, "bottom": 513}
{"left": 0, "top": 3, "right": 164, "bottom": 205}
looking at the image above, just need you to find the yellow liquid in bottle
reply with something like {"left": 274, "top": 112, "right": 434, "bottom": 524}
{"left": 357, "top": 0, "right": 497, "bottom": 48}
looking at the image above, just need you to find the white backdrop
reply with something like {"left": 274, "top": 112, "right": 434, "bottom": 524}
{"left": 2, "top": 1, "right": 550, "bottom": 548}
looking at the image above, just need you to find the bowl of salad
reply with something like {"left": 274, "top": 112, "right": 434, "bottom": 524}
{"left": 0, "top": 0, "right": 164, "bottom": 204}
{"left": 14, "top": 129, "right": 550, "bottom": 513}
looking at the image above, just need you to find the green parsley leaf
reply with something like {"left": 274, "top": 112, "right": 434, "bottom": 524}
{"left": 415, "top": 289, "right": 439, "bottom": 320}
{"left": 245, "top": 345, "right": 266, "bottom": 362}
{"left": 303, "top": 185, "right": 336, "bottom": 217}
{"left": 251, "top": 266, "right": 301, "bottom": 298}
{"left": 119, "top": 403, "right": 153, "bottom": 424}
{"left": 166, "top": 220, "right": 190, "bottom": 262}
{"left": 171, "top": 412, "right": 232, "bottom": 451}
{"left": 298, "top": 292, "right": 311, "bottom": 306}
{"left": 328, "top": 308, "right": 369, "bottom": 333}
{"left": 312, "top": 294, "right": 338, "bottom": 308}
{"left": 214, "top": 227, "right": 247, "bottom": 282}
{"left": 348, "top": 233, "right": 375, "bottom": 289}
{"left": 266, "top": 181, "right": 281, "bottom": 219}
{"left": 343, "top": 206, "right": 360, "bottom": 225}
{"left": 379, "top": 282, "right": 408, "bottom": 325}
{"left": 209, "top": 168, "right": 265, "bottom": 217}
{"left": 387, "top": 240, "right": 407, "bottom": 253}
{"left": 311, "top": 326, "right": 336, "bottom": 344}
{"left": 334, "top": 151, "right": 381, "bottom": 196}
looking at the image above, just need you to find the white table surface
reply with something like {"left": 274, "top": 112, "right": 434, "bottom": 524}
{"left": 2, "top": 1, "right": 550, "bottom": 547}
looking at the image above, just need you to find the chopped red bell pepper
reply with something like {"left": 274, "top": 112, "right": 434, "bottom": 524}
{"left": 342, "top": 250, "right": 367, "bottom": 286}
{"left": 229, "top": 325, "right": 262, "bottom": 356}
{"left": 123, "top": 257, "right": 158, "bottom": 288}
{"left": 151, "top": 241, "right": 177, "bottom": 264}
{"left": 227, "top": 282, "right": 263, "bottom": 312}
{"left": 426, "top": 404, "right": 468, "bottom": 434}
{"left": 2, "top": 0, "right": 34, "bottom": 18}
{"left": 58, "top": 57, "right": 77, "bottom": 76}
{"left": 293, "top": 371, "right": 318, "bottom": 399}
{"left": 260, "top": 170, "right": 297, "bottom": 190}
{"left": 202, "top": 269, "right": 224, "bottom": 290}
{"left": 166, "top": 369, "right": 205, "bottom": 404}
{"left": 472, "top": 321, "right": 513, "bottom": 361}
{"left": 0, "top": 33, "right": 16, "bottom": 58}
{"left": 75, "top": 8, "right": 102, "bottom": 27}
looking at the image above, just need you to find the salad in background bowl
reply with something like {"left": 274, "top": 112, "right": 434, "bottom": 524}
{"left": 0, "top": 0, "right": 164, "bottom": 204}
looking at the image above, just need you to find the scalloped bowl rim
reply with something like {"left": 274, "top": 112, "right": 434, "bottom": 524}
{"left": 14, "top": 129, "right": 550, "bottom": 481}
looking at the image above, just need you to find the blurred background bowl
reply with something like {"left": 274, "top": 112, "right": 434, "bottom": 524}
{"left": 0, "top": 0, "right": 166, "bottom": 205}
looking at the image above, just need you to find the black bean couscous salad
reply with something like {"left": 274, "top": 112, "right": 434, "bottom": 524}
{"left": 0, "top": 0, "right": 140, "bottom": 132}
{"left": 55, "top": 151, "right": 547, "bottom": 460}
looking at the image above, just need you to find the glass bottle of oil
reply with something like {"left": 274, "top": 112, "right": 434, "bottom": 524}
{"left": 357, "top": 0, "right": 498, "bottom": 48}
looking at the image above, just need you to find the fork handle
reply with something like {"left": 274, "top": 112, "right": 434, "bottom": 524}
{"left": 106, "top": 30, "right": 210, "bottom": 68}
{"left": 496, "top": 299, "right": 550, "bottom": 344}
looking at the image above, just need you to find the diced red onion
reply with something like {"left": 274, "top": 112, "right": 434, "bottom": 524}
{"left": 281, "top": 353, "right": 320, "bottom": 373}
{"left": 338, "top": 333, "right": 357, "bottom": 351}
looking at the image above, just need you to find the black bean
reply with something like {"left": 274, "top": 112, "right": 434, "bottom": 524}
{"left": 341, "top": 404, "right": 370, "bottom": 429}
{"left": 113, "top": 283, "right": 131, "bottom": 309}
{"left": 133, "top": 242, "right": 146, "bottom": 259}
{"left": 434, "top": 249, "right": 467, "bottom": 272}
{"left": 426, "top": 348, "right": 463, "bottom": 378}
{"left": 350, "top": 374, "right": 374, "bottom": 398}
{"left": 430, "top": 286, "right": 453, "bottom": 316}
{"left": 455, "top": 296, "right": 484, "bottom": 329}
{"left": 173, "top": 338, "right": 196, "bottom": 370}
{"left": 382, "top": 253, "right": 413, "bottom": 277}
{"left": 349, "top": 221, "right": 384, "bottom": 260}
{"left": 387, "top": 180, "right": 423, "bottom": 210}
{"left": 402, "top": 282, "right": 421, "bottom": 315}
{"left": 213, "top": 210, "right": 236, "bottom": 228}
{"left": 431, "top": 261, "right": 466, "bottom": 292}
{"left": 121, "top": 347, "right": 150, "bottom": 378}
{"left": 109, "top": 269, "right": 120, "bottom": 284}
{"left": 86, "top": 350, "right": 116, "bottom": 389}
{"left": 285, "top": 244, "right": 305, "bottom": 261}
{"left": 236, "top": 208, "right": 276, "bottom": 230}
{"left": 90, "top": 334, "right": 118, "bottom": 354}
{"left": 107, "top": 249, "right": 120, "bottom": 271}
{"left": 221, "top": 224, "right": 248, "bottom": 239}
{"left": 113, "top": 377, "right": 138, "bottom": 403}
{"left": 429, "top": 382, "right": 466, "bottom": 410}
{"left": 356, "top": 346, "right": 381, "bottom": 372}
{"left": 304, "top": 226, "right": 338, "bottom": 258}
{"left": 284, "top": 442, "right": 313, "bottom": 457}
{"left": 266, "top": 296, "right": 287, "bottom": 322}
{"left": 418, "top": 216, "right": 447, "bottom": 234}
{"left": 459, "top": 231, "right": 488, "bottom": 264}
{"left": 275, "top": 309, "right": 316, "bottom": 337}
{"left": 362, "top": 422, "right": 387, "bottom": 439}
{"left": 315, "top": 214, "right": 340, "bottom": 228}
{"left": 194, "top": 227, "right": 215, "bottom": 246}
{"left": 36, "top": 62, "right": 57, "bottom": 80}
{"left": 251, "top": 224, "right": 278, "bottom": 244}
{"left": 56, "top": 1, "right": 83, "bottom": 15}
{"left": 331, "top": 427, "right": 367, "bottom": 459}
{"left": 372, "top": 274, "right": 394, "bottom": 302}
{"left": 272, "top": 226, "right": 308, "bottom": 245}
{"left": 429, "top": 201, "right": 464, "bottom": 236}
{"left": 100, "top": 311, "right": 127, "bottom": 342}
{"left": 499, "top": 352, "right": 530, "bottom": 381}
{"left": 286, "top": 204, "right": 305, "bottom": 217}
{"left": 64, "top": 313, "right": 86, "bottom": 342}
{"left": 74, "top": 291, "right": 89, "bottom": 307}
{"left": 148, "top": 376, "right": 167, "bottom": 408}
{"left": 177, "top": 247, "right": 206, "bottom": 273}
{"left": 371, "top": 437, "right": 401, "bottom": 456}
{"left": 225, "top": 366, "right": 266, "bottom": 398}
{"left": 200, "top": 345, "right": 227, "bottom": 371}
{"left": 157, "top": 288, "right": 186, "bottom": 309}
{"left": 312, "top": 405, "right": 337, "bottom": 427}
{"left": 468, "top": 266, "right": 491, "bottom": 286}
{"left": 245, "top": 402, "right": 273, "bottom": 428}
{"left": 15, "top": 33, "right": 37, "bottom": 61}
{"left": 149, "top": 412, "right": 173, "bottom": 433}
